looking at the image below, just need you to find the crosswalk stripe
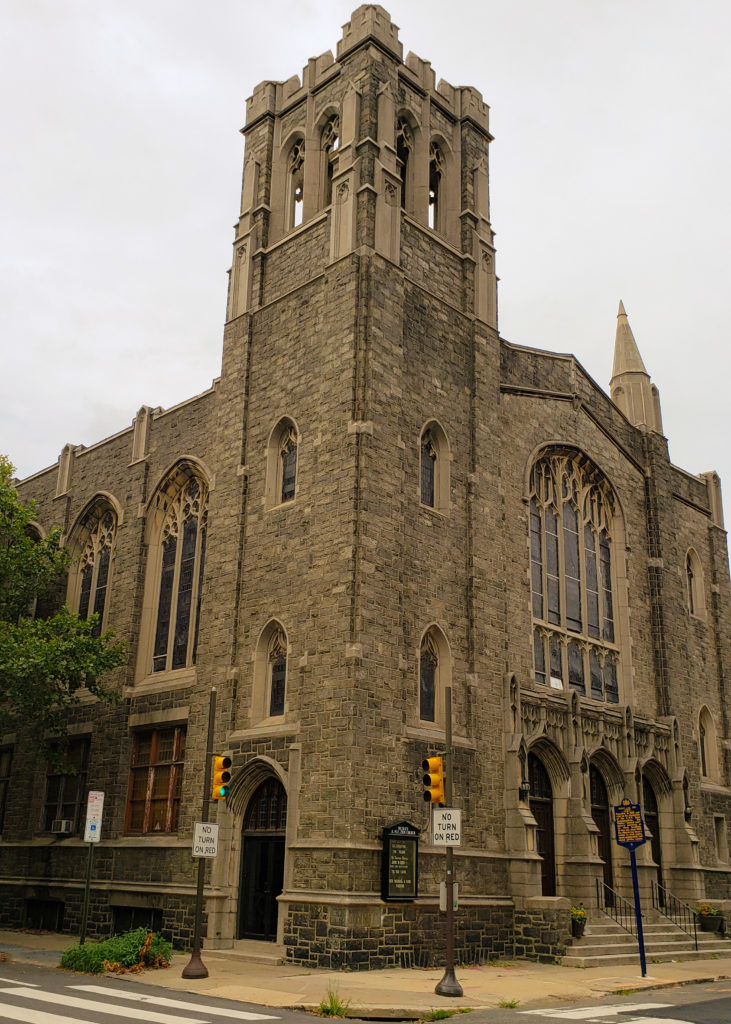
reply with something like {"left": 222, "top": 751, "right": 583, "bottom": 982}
{"left": 519, "top": 1006, "right": 670, "bottom": 1019}
{"left": 0, "top": 987, "right": 206, "bottom": 1024}
{"left": 0, "top": 975, "right": 40, "bottom": 986}
{"left": 68, "top": 984, "right": 279, "bottom": 1019}
{"left": 0, "top": 1004, "right": 98, "bottom": 1024}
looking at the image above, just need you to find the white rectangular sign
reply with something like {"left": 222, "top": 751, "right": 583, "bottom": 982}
{"left": 432, "top": 807, "right": 462, "bottom": 846}
{"left": 192, "top": 821, "right": 219, "bottom": 858}
{"left": 84, "top": 790, "right": 105, "bottom": 843}
{"left": 439, "top": 881, "right": 459, "bottom": 910}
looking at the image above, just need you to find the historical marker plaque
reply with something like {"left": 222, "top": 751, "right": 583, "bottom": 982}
{"left": 381, "top": 821, "right": 419, "bottom": 902}
{"left": 614, "top": 797, "right": 646, "bottom": 850}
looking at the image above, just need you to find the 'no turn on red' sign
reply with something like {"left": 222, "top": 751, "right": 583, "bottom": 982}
{"left": 192, "top": 822, "right": 219, "bottom": 858}
{"left": 432, "top": 808, "right": 462, "bottom": 846}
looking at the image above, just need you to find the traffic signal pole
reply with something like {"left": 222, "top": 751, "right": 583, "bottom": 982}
{"left": 182, "top": 686, "right": 216, "bottom": 980}
{"left": 436, "top": 685, "right": 463, "bottom": 998}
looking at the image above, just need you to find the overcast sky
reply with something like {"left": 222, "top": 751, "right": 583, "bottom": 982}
{"left": 2, "top": 1, "right": 729, "bottom": 513}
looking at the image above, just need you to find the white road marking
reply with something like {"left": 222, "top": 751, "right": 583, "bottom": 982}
{"left": 0, "top": 986, "right": 206, "bottom": 1024}
{"left": 0, "top": 975, "right": 41, "bottom": 985}
{"left": 0, "top": 1004, "right": 92, "bottom": 1024}
{"left": 520, "top": 1005, "right": 670, "bottom": 1020}
{"left": 68, "top": 984, "right": 279, "bottom": 1019}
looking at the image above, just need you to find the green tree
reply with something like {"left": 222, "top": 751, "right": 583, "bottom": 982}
{"left": 0, "top": 456, "right": 126, "bottom": 748}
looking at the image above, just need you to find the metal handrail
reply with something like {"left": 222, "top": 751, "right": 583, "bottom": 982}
{"left": 595, "top": 878, "right": 637, "bottom": 937}
{"left": 651, "top": 880, "right": 698, "bottom": 951}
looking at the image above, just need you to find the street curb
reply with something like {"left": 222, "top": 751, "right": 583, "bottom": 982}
{"left": 602, "top": 972, "right": 731, "bottom": 996}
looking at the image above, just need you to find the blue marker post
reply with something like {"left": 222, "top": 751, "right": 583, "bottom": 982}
{"left": 614, "top": 797, "right": 647, "bottom": 978}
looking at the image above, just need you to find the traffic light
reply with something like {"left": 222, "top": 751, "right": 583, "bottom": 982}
{"left": 211, "top": 755, "right": 232, "bottom": 800}
{"left": 423, "top": 755, "right": 445, "bottom": 804}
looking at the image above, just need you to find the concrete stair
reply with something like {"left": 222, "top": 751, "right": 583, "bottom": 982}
{"left": 561, "top": 912, "right": 731, "bottom": 968}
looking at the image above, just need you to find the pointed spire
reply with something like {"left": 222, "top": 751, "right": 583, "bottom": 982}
{"left": 612, "top": 300, "right": 647, "bottom": 378}
{"left": 609, "top": 301, "right": 663, "bottom": 434}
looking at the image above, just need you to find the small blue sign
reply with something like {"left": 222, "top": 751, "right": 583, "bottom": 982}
{"left": 614, "top": 797, "right": 646, "bottom": 851}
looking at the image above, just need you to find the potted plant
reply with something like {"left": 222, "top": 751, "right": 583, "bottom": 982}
{"left": 696, "top": 903, "right": 723, "bottom": 932}
{"left": 571, "top": 904, "right": 587, "bottom": 939}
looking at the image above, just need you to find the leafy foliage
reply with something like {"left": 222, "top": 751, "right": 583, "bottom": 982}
{"left": 0, "top": 456, "right": 126, "bottom": 747}
{"left": 60, "top": 928, "right": 172, "bottom": 974}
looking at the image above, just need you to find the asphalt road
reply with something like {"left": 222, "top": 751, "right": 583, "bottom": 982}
{"left": 0, "top": 961, "right": 317, "bottom": 1024}
{"left": 467, "top": 981, "right": 731, "bottom": 1024}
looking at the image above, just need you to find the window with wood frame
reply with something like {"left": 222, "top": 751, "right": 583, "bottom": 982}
{"left": 125, "top": 726, "right": 186, "bottom": 834}
{"left": 43, "top": 738, "right": 89, "bottom": 832}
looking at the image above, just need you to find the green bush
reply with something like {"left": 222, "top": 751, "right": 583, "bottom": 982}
{"left": 60, "top": 928, "right": 172, "bottom": 974}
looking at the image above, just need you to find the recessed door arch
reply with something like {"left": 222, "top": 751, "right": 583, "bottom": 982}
{"left": 238, "top": 777, "right": 287, "bottom": 941}
{"left": 528, "top": 752, "right": 556, "bottom": 896}
{"left": 642, "top": 774, "right": 664, "bottom": 893}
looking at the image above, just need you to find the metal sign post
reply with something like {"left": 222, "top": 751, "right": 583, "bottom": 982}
{"left": 614, "top": 797, "right": 648, "bottom": 978}
{"left": 435, "top": 686, "right": 463, "bottom": 998}
{"left": 79, "top": 791, "right": 104, "bottom": 945}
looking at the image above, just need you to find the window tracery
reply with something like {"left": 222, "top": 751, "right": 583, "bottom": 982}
{"left": 530, "top": 451, "right": 619, "bottom": 702}
{"left": 280, "top": 427, "right": 298, "bottom": 503}
{"left": 77, "top": 510, "right": 116, "bottom": 637}
{"left": 152, "top": 477, "right": 207, "bottom": 673}
{"left": 396, "top": 117, "right": 413, "bottom": 210}
{"left": 268, "top": 627, "right": 287, "bottom": 718}
{"left": 419, "top": 421, "right": 449, "bottom": 513}
{"left": 419, "top": 632, "right": 438, "bottom": 723}
{"left": 686, "top": 548, "right": 705, "bottom": 619}
{"left": 288, "top": 138, "right": 305, "bottom": 229}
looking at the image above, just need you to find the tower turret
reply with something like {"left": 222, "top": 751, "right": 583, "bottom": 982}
{"left": 609, "top": 300, "right": 663, "bottom": 433}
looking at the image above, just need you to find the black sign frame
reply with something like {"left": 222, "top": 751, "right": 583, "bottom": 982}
{"left": 381, "top": 821, "right": 419, "bottom": 902}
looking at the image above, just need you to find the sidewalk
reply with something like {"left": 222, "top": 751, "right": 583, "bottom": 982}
{"left": 2, "top": 930, "right": 731, "bottom": 1018}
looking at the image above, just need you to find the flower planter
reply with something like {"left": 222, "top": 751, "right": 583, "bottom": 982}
{"left": 699, "top": 914, "right": 723, "bottom": 933}
{"left": 571, "top": 918, "right": 587, "bottom": 939}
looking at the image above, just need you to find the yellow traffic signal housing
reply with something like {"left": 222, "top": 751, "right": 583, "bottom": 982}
{"left": 211, "top": 755, "right": 232, "bottom": 800}
{"left": 422, "top": 755, "right": 445, "bottom": 804}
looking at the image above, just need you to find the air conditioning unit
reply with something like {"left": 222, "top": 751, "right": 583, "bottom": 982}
{"left": 51, "top": 819, "right": 73, "bottom": 835}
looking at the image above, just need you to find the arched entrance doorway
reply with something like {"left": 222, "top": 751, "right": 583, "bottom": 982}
{"left": 238, "top": 777, "right": 287, "bottom": 941}
{"left": 642, "top": 775, "right": 664, "bottom": 896}
{"left": 590, "top": 763, "right": 614, "bottom": 905}
{"left": 528, "top": 752, "right": 556, "bottom": 896}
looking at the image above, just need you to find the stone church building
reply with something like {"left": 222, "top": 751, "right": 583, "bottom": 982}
{"left": 2, "top": 6, "right": 730, "bottom": 967}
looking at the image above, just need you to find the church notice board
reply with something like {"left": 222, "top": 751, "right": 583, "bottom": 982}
{"left": 381, "top": 821, "right": 419, "bottom": 902}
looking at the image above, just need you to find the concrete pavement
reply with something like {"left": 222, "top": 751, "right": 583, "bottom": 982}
{"left": 2, "top": 929, "right": 731, "bottom": 1018}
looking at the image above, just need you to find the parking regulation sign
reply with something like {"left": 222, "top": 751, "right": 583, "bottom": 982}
{"left": 84, "top": 790, "right": 105, "bottom": 843}
{"left": 192, "top": 821, "right": 220, "bottom": 858}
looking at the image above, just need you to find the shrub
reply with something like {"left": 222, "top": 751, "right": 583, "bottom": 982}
{"left": 60, "top": 928, "right": 172, "bottom": 975}
{"left": 317, "top": 987, "right": 351, "bottom": 1017}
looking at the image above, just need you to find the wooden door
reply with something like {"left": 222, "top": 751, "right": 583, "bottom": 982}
{"left": 590, "top": 764, "right": 614, "bottom": 906}
{"left": 238, "top": 779, "right": 287, "bottom": 941}
{"left": 643, "top": 776, "right": 664, "bottom": 896}
{"left": 529, "top": 753, "right": 556, "bottom": 897}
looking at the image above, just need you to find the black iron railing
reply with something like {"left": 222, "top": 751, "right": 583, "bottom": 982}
{"left": 651, "top": 880, "right": 698, "bottom": 951}
{"left": 595, "top": 878, "right": 637, "bottom": 936}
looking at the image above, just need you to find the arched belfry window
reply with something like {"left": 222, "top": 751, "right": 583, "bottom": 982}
{"left": 686, "top": 548, "right": 705, "bottom": 619}
{"left": 419, "top": 421, "right": 449, "bottom": 513}
{"left": 77, "top": 508, "right": 116, "bottom": 637}
{"left": 267, "top": 418, "right": 299, "bottom": 506}
{"left": 396, "top": 117, "right": 413, "bottom": 211}
{"left": 152, "top": 476, "right": 208, "bottom": 673}
{"left": 288, "top": 138, "right": 305, "bottom": 229}
{"left": 428, "top": 141, "right": 444, "bottom": 232}
{"left": 530, "top": 450, "right": 619, "bottom": 702}
{"left": 321, "top": 115, "right": 340, "bottom": 207}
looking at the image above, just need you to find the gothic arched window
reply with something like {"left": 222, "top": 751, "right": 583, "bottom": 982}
{"left": 152, "top": 476, "right": 208, "bottom": 674}
{"left": 268, "top": 627, "right": 287, "bottom": 718}
{"left": 287, "top": 137, "right": 305, "bottom": 229}
{"left": 253, "top": 621, "right": 288, "bottom": 722}
{"left": 396, "top": 117, "right": 413, "bottom": 211}
{"left": 77, "top": 509, "right": 116, "bottom": 637}
{"left": 428, "top": 141, "right": 444, "bottom": 232}
{"left": 699, "top": 706, "right": 719, "bottom": 781}
{"left": 267, "top": 418, "right": 299, "bottom": 506}
{"left": 419, "top": 421, "right": 449, "bottom": 512}
{"left": 530, "top": 450, "right": 619, "bottom": 702}
{"left": 419, "top": 632, "right": 438, "bottom": 722}
{"left": 321, "top": 115, "right": 340, "bottom": 207}
{"left": 686, "top": 548, "right": 705, "bottom": 619}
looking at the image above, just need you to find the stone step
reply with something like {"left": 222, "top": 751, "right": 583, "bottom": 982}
{"left": 574, "top": 938, "right": 724, "bottom": 958}
{"left": 562, "top": 944, "right": 731, "bottom": 968}
{"left": 203, "top": 939, "right": 286, "bottom": 966}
